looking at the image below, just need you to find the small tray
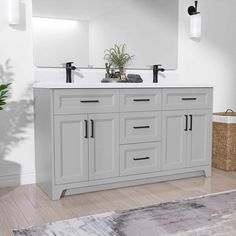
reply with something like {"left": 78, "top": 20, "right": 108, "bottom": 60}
{"left": 101, "top": 78, "right": 143, "bottom": 83}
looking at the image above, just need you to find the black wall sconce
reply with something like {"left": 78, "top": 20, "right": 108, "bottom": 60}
{"left": 188, "top": 1, "right": 201, "bottom": 38}
{"left": 188, "top": 1, "right": 200, "bottom": 16}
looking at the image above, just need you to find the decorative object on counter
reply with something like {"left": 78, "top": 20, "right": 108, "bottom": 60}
{"left": 104, "top": 44, "right": 134, "bottom": 81}
{"left": 212, "top": 109, "right": 236, "bottom": 171}
{"left": 153, "top": 64, "right": 165, "bottom": 83}
{"left": 188, "top": 1, "right": 201, "bottom": 38}
{"left": 127, "top": 74, "right": 143, "bottom": 83}
{"left": 0, "top": 83, "right": 11, "bottom": 110}
{"left": 105, "top": 62, "right": 112, "bottom": 78}
{"left": 14, "top": 191, "right": 236, "bottom": 236}
{"left": 101, "top": 78, "right": 119, "bottom": 83}
{"left": 101, "top": 74, "right": 143, "bottom": 83}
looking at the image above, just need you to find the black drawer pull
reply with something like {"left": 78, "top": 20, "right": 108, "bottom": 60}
{"left": 91, "top": 120, "right": 94, "bottom": 138}
{"left": 80, "top": 100, "right": 99, "bottom": 103}
{"left": 84, "top": 120, "right": 88, "bottom": 139}
{"left": 181, "top": 98, "right": 197, "bottom": 101}
{"left": 184, "top": 115, "right": 188, "bottom": 131}
{"left": 133, "top": 157, "right": 150, "bottom": 161}
{"left": 133, "top": 126, "right": 150, "bottom": 129}
{"left": 133, "top": 99, "right": 150, "bottom": 102}
{"left": 189, "top": 115, "right": 193, "bottom": 131}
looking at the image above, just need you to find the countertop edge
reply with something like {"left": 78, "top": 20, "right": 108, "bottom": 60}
{"left": 32, "top": 83, "right": 214, "bottom": 89}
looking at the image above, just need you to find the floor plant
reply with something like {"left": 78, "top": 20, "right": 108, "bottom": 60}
{"left": 0, "top": 83, "right": 11, "bottom": 110}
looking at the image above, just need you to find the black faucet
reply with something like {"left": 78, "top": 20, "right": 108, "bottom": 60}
{"left": 153, "top": 64, "right": 165, "bottom": 83}
{"left": 66, "top": 62, "right": 77, "bottom": 83}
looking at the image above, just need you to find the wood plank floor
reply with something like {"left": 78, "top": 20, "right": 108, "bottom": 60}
{"left": 1, "top": 168, "right": 236, "bottom": 235}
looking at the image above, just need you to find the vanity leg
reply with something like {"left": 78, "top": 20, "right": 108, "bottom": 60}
{"left": 52, "top": 188, "right": 64, "bottom": 201}
{"left": 204, "top": 166, "right": 212, "bottom": 177}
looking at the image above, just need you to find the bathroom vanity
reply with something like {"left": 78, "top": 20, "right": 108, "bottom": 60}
{"left": 33, "top": 84, "right": 213, "bottom": 200}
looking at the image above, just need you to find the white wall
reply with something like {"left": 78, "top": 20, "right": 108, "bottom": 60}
{"left": 0, "top": 0, "right": 236, "bottom": 187}
{"left": 0, "top": 0, "right": 35, "bottom": 186}
{"left": 178, "top": 0, "right": 236, "bottom": 111}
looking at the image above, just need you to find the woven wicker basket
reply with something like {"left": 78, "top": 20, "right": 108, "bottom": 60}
{"left": 212, "top": 111, "right": 236, "bottom": 171}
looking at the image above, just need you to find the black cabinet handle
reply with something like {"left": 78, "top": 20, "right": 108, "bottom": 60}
{"left": 84, "top": 120, "right": 88, "bottom": 139}
{"left": 91, "top": 120, "right": 94, "bottom": 138}
{"left": 133, "top": 157, "right": 150, "bottom": 161}
{"left": 181, "top": 98, "right": 197, "bottom": 101}
{"left": 189, "top": 115, "right": 193, "bottom": 131}
{"left": 184, "top": 115, "right": 188, "bottom": 131}
{"left": 80, "top": 100, "right": 99, "bottom": 103}
{"left": 133, "top": 126, "right": 150, "bottom": 129}
{"left": 133, "top": 99, "right": 150, "bottom": 102}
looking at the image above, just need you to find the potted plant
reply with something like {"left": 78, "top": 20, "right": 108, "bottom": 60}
{"left": 104, "top": 44, "right": 134, "bottom": 80}
{"left": 0, "top": 83, "right": 11, "bottom": 110}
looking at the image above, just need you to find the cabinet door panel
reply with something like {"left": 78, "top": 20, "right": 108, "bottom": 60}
{"left": 162, "top": 111, "right": 187, "bottom": 170}
{"left": 54, "top": 115, "right": 88, "bottom": 185}
{"left": 89, "top": 113, "right": 119, "bottom": 180}
{"left": 187, "top": 110, "right": 212, "bottom": 167}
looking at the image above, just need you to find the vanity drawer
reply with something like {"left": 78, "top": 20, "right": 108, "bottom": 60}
{"left": 54, "top": 89, "right": 119, "bottom": 114}
{"left": 120, "top": 142, "right": 161, "bottom": 176}
{"left": 120, "top": 111, "right": 161, "bottom": 144}
{"left": 120, "top": 89, "right": 162, "bottom": 112}
{"left": 162, "top": 88, "right": 213, "bottom": 110}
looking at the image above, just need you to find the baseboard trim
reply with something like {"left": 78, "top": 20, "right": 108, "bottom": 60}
{"left": 64, "top": 170, "right": 206, "bottom": 199}
{"left": 0, "top": 172, "right": 36, "bottom": 188}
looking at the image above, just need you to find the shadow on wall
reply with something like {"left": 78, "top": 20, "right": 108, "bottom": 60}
{"left": 0, "top": 60, "right": 33, "bottom": 188}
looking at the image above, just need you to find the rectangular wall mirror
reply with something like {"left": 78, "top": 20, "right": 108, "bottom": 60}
{"left": 32, "top": 0, "right": 179, "bottom": 70}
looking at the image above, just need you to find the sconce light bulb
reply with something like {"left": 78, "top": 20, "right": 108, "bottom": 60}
{"left": 9, "top": 0, "right": 20, "bottom": 25}
{"left": 190, "top": 14, "right": 201, "bottom": 38}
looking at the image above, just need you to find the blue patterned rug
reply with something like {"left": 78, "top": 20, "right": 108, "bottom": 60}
{"left": 13, "top": 190, "right": 236, "bottom": 236}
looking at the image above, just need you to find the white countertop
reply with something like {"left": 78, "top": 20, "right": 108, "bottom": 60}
{"left": 33, "top": 83, "right": 213, "bottom": 89}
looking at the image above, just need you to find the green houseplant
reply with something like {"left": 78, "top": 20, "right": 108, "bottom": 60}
{"left": 0, "top": 83, "right": 11, "bottom": 110}
{"left": 104, "top": 44, "right": 134, "bottom": 80}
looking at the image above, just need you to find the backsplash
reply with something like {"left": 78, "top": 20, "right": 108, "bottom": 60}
{"left": 34, "top": 68, "right": 179, "bottom": 84}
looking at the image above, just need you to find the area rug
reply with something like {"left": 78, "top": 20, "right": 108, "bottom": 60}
{"left": 13, "top": 190, "right": 236, "bottom": 236}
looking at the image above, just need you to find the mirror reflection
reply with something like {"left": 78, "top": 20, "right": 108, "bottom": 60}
{"left": 32, "top": 0, "right": 179, "bottom": 69}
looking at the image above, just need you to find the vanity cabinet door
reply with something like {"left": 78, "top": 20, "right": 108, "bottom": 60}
{"left": 54, "top": 115, "right": 89, "bottom": 185}
{"left": 162, "top": 111, "right": 188, "bottom": 170}
{"left": 89, "top": 113, "right": 119, "bottom": 180}
{"left": 187, "top": 110, "right": 212, "bottom": 167}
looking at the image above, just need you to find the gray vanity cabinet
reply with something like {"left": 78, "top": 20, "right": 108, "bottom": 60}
{"left": 186, "top": 110, "right": 212, "bottom": 167}
{"left": 162, "top": 109, "right": 212, "bottom": 170}
{"left": 55, "top": 113, "right": 119, "bottom": 184}
{"left": 161, "top": 88, "right": 213, "bottom": 171}
{"left": 34, "top": 87, "right": 213, "bottom": 200}
{"left": 88, "top": 113, "right": 119, "bottom": 180}
{"left": 54, "top": 115, "right": 89, "bottom": 185}
{"left": 161, "top": 111, "right": 188, "bottom": 170}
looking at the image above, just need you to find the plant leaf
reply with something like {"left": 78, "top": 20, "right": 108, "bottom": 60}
{"left": 104, "top": 44, "right": 134, "bottom": 68}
